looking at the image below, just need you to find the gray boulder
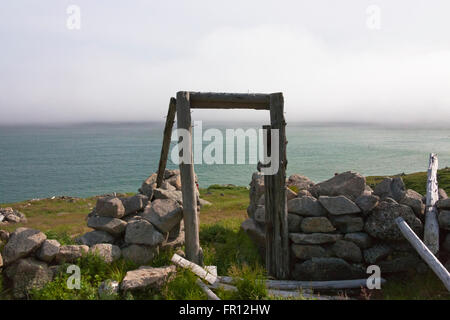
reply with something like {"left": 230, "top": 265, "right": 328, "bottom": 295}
{"left": 331, "top": 240, "right": 362, "bottom": 263}
{"left": 291, "top": 244, "right": 327, "bottom": 260}
{"left": 292, "top": 257, "right": 364, "bottom": 281}
{"left": 378, "top": 254, "right": 421, "bottom": 273}
{"left": 153, "top": 188, "right": 183, "bottom": 204}
{"left": 308, "top": 171, "right": 366, "bottom": 200}
{"left": 55, "top": 245, "right": 89, "bottom": 263}
{"left": 318, "top": 196, "right": 361, "bottom": 215}
{"left": 438, "top": 211, "right": 450, "bottom": 230}
{"left": 365, "top": 201, "right": 423, "bottom": 241}
{"left": 329, "top": 215, "right": 364, "bottom": 233}
{"left": 443, "top": 234, "right": 450, "bottom": 252}
{"left": 373, "top": 177, "right": 406, "bottom": 202}
{"left": 142, "top": 199, "right": 183, "bottom": 233}
{"left": 300, "top": 217, "right": 335, "bottom": 233}
{"left": 363, "top": 245, "right": 392, "bottom": 264}
{"left": 125, "top": 219, "right": 165, "bottom": 246}
{"left": 287, "top": 174, "right": 314, "bottom": 190}
{"left": 355, "top": 194, "right": 379, "bottom": 213}
{"left": 37, "top": 239, "right": 61, "bottom": 263}
{"left": 253, "top": 205, "right": 265, "bottom": 224}
{"left": 5, "top": 258, "right": 53, "bottom": 298}
{"left": 75, "top": 230, "right": 115, "bottom": 246}
{"left": 121, "top": 194, "right": 149, "bottom": 215}
{"left": 89, "top": 244, "right": 121, "bottom": 263}
{"left": 344, "top": 232, "right": 372, "bottom": 249}
{"left": 289, "top": 233, "right": 343, "bottom": 245}
{"left": 161, "top": 181, "right": 177, "bottom": 191}
{"left": 288, "top": 214, "right": 303, "bottom": 232}
{"left": 439, "top": 188, "right": 448, "bottom": 200}
{"left": 400, "top": 189, "right": 425, "bottom": 217}
{"left": 286, "top": 187, "right": 298, "bottom": 201}
{"left": 87, "top": 216, "right": 127, "bottom": 236}
{"left": 121, "top": 244, "right": 159, "bottom": 265}
{"left": 287, "top": 196, "right": 326, "bottom": 217}
{"left": 0, "top": 229, "right": 9, "bottom": 242}
{"left": 2, "top": 227, "right": 46, "bottom": 265}
{"left": 139, "top": 173, "right": 157, "bottom": 198}
{"left": 437, "top": 198, "right": 450, "bottom": 210}
{"left": 95, "top": 197, "right": 125, "bottom": 218}
{"left": 121, "top": 265, "right": 176, "bottom": 291}
{"left": 297, "top": 189, "right": 313, "bottom": 198}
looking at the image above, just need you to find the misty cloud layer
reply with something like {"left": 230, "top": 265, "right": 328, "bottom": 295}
{"left": 1, "top": 0, "right": 449, "bottom": 125}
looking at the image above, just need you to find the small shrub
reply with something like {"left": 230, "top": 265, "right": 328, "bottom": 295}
{"left": 44, "top": 230, "right": 74, "bottom": 245}
{"left": 163, "top": 269, "right": 206, "bottom": 300}
{"left": 228, "top": 264, "right": 267, "bottom": 300}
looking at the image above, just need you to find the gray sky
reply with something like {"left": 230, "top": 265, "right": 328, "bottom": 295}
{"left": 1, "top": 0, "right": 450, "bottom": 124}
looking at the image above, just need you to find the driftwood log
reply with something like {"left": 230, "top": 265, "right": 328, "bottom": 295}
{"left": 171, "top": 253, "right": 217, "bottom": 285}
{"left": 218, "top": 276, "right": 385, "bottom": 290}
{"left": 424, "top": 153, "right": 440, "bottom": 254}
{"left": 196, "top": 279, "right": 220, "bottom": 300}
{"left": 396, "top": 217, "right": 450, "bottom": 291}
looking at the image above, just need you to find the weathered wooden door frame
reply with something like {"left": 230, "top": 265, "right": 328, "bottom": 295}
{"left": 156, "top": 91, "right": 290, "bottom": 279}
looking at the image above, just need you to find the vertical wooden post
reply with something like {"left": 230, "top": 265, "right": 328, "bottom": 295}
{"left": 176, "top": 91, "right": 202, "bottom": 265}
{"left": 424, "top": 153, "right": 439, "bottom": 254}
{"left": 264, "top": 93, "right": 290, "bottom": 279}
{"left": 156, "top": 98, "right": 177, "bottom": 188}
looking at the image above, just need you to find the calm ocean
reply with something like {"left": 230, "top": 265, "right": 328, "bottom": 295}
{"left": 1, "top": 122, "right": 449, "bottom": 203}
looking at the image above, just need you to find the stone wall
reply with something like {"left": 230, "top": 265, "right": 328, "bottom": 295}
{"left": 243, "top": 171, "right": 450, "bottom": 280}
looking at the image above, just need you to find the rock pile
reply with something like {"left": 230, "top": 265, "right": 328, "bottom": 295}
{"left": 243, "top": 171, "right": 449, "bottom": 281}
{"left": 0, "top": 207, "right": 27, "bottom": 225}
{"left": 74, "top": 169, "right": 196, "bottom": 265}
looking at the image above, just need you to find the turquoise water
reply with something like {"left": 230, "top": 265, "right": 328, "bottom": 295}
{"left": 1, "top": 122, "right": 449, "bottom": 203}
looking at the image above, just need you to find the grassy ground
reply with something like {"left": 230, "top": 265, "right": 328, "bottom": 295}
{"left": 1, "top": 169, "right": 450, "bottom": 300}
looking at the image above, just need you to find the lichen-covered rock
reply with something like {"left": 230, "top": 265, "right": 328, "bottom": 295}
{"left": 291, "top": 244, "right": 327, "bottom": 260}
{"left": 87, "top": 216, "right": 127, "bottom": 236}
{"left": 2, "top": 227, "right": 47, "bottom": 265}
{"left": 89, "top": 244, "right": 121, "bottom": 263}
{"left": 355, "top": 194, "right": 379, "bottom": 213}
{"left": 438, "top": 211, "right": 450, "bottom": 230}
{"left": 160, "top": 230, "right": 185, "bottom": 251}
{"left": 344, "top": 232, "right": 372, "bottom": 249}
{"left": 142, "top": 199, "right": 183, "bottom": 233}
{"left": 286, "top": 187, "right": 298, "bottom": 201}
{"left": 364, "top": 201, "right": 423, "bottom": 241}
{"left": 153, "top": 188, "right": 183, "bottom": 204}
{"left": 329, "top": 215, "right": 364, "bottom": 233}
{"left": 75, "top": 230, "right": 115, "bottom": 246}
{"left": 331, "top": 240, "right": 362, "bottom": 263}
{"left": 0, "top": 229, "right": 9, "bottom": 242}
{"left": 400, "top": 189, "right": 425, "bottom": 217}
{"left": 363, "top": 245, "right": 392, "bottom": 264}
{"left": 37, "top": 239, "right": 61, "bottom": 263}
{"left": 318, "top": 196, "right": 361, "bottom": 215}
{"left": 308, "top": 171, "right": 366, "bottom": 200}
{"left": 438, "top": 188, "right": 448, "bottom": 200}
{"left": 292, "top": 257, "right": 364, "bottom": 281}
{"left": 300, "top": 217, "right": 335, "bottom": 233}
{"left": 121, "top": 244, "right": 159, "bottom": 265}
{"left": 287, "top": 174, "right": 314, "bottom": 190}
{"left": 253, "top": 205, "right": 265, "bottom": 224}
{"left": 55, "top": 245, "right": 89, "bottom": 263}
{"left": 373, "top": 177, "right": 406, "bottom": 202}
{"left": 95, "top": 197, "right": 125, "bottom": 218}
{"left": 5, "top": 258, "right": 53, "bottom": 299}
{"left": 139, "top": 173, "right": 157, "bottom": 198}
{"left": 125, "top": 219, "right": 165, "bottom": 246}
{"left": 288, "top": 214, "right": 303, "bottom": 232}
{"left": 289, "top": 233, "right": 343, "bottom": 245}
{"left": 121, "top": 194, "right": 149, "bottom": 216}
{"left": 287, "top": 196, "right": 326, "bottom": 217}
{"left": 121, "top": 265, "right": 176, "bottom": 291}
